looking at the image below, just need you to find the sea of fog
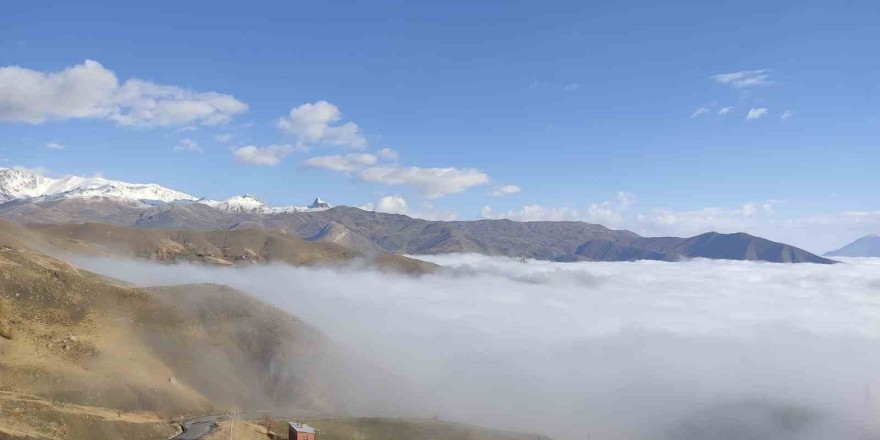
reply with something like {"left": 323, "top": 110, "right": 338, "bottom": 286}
{"left": 69, "top": 254, "right": 880, "bottom": 440}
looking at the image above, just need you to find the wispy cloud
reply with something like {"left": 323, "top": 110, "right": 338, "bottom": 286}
{"left": 492, "top": 184, "right": 522, "bottom": 197}
{"left": 45, "top": 142, "right": 64, "bottom": 150}
{"left": 713, "top": 69, "right": 771, "bottom": 88}
{"left": 358, "top": 166, "right": 490, "bottom": 199}
{"left": 173, "top": 138, "right": 202, "bottom": 153}
{"left": 214, "top": 133, "right": 232, "bottom": 142}
{"left": 718, "top": 106, "right": 733, "bottom": 115}
{"left": 746, "top": 107, "right": 769, "bottom": 120}
{"left": 781, "top": 110, "right": 793, "bottom": 120}
{"left": 690, "top": 107, "right": 709, "bottom": 118}
{"left": 232, "top": 144, "right": 304, "bottom": 166}
{"left": 530, "top": 80, "right": 581, "bottom": 92}
{"left": 303, "top": 153, "right": 378, "bottom": 172}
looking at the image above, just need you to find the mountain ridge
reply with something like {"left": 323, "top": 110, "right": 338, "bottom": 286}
{"left": 824, "top": 234, "right": 880, "bottom": 257}
{"left": 0, "top": 220, "right": 436, "bottom": 274}
{"left": 0, "top": 168, "right": 835, "bottom": 264}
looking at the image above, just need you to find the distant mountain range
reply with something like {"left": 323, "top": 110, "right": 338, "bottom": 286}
{"left": 0, "top": 167, "right": 328, "bottom": 213}
{"left": 0, "top": 167, "right": 195, "bottom": 205}
{"left": 824, "top": 234, "right": 880, "bottom": 257}
{"left": 0, "top": 167, "right": 836, "bottom": 264}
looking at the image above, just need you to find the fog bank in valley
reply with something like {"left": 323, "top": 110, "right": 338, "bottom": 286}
{"left": 70, "top": 254, "right": 880, "bottom": 440}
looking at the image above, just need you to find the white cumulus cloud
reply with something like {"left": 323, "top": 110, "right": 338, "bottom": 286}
{"left": 482, "top": 192, "right": 635, "bottom": 224}
{"left": 781, "top": 110, "right": 793, "bottom": 120}
{"left": 377, "top": 147, "right": 399, "bottom": 161}
{"left": 0, "top": 60, "right": 247, "bottom": 126}
{"left": 481, "top": 204, "right": 581, "bottom": 222}
{"left": 277, "top": 101, "right": 366, "bottom": 149}
{"left": 232, "top": 144, "right": 303, "bottom": 166}
{"left": 585, "top": 191, "right": 635, "bottom": 227}
{"left": 718, "top": 106, "right": 733, "bottom": 115}
{"left": 361, "top": 195, "right": 457, "bottom": 221}
{"left": 481, "top": 193, "right": 783, "bottom": 240}
{"left": 634, "top": 202, "right": 776, "bottom": 238}
{"left": 375, "top": 195, "right": 409, "bottom": 214}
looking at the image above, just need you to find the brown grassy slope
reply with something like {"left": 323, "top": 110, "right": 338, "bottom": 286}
{"left": 9, "top": 221, "right": 436, "bottom": 274}
{"left": 0, "top": 391, "right": 178, "bottom": 440}
{"left": 204, "top": 420, "right": 273, "bottom": 440}
{"left": 0, "top": 247, "right": 337, "bottom": 418}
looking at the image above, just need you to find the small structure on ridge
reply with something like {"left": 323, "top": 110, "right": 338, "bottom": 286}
{"left": 289, "top": 422, "right": 316, "bottom": 440}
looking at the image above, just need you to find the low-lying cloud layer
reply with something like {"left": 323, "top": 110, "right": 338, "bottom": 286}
{"left": 70, "top": 255, "right": 880, "bottom": 440}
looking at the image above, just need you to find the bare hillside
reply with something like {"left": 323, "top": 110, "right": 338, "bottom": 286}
{"left": 0, "top": 247, "right": 339, "bottom": 417}
{"left": 0, "top": 220, "right": 436, "bottom": 274}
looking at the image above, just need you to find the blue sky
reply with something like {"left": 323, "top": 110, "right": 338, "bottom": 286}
{"left": 1, "top": 0, "right": 878, "bottom": 252}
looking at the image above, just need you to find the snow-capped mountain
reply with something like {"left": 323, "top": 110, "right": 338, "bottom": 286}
{"left": 199, "top": 194, "right": 268, "bottom": 213}
{"left": 0, "top": 167, "right": 197, "bottom": 205}
{"left": 0, "top": 168, "right": 331, "bottom": 213}
{"left": 197, "top": 194, "right": 331, "bottom": 214}
{"left": 309, "top": 197, "right": 331, "bottom": 209}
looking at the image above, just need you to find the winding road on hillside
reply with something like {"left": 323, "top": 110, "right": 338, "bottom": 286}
{"left": 171, "top": 413, "right": 227, "bottom": 440}
{"left": 170, "top": 411, "right": 328, "bottom": 440}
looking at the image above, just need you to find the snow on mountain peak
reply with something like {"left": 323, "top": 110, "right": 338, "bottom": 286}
{"left": 201, "top": 194, "right": 269, "bottom": 213}
{"left": 1, "top": 167, "right": 333, "bottom": 214}
{"left": 199, "top": 194, "right": 332, "bottom": 214}
{"left": 0, "top": 168, "right": 56, "bottom": 201}
{"left": 0, "top": 167, "right": 197, "bottom": 205}
{"left": 309, "top": 197, "right": 331, "bottom": 209}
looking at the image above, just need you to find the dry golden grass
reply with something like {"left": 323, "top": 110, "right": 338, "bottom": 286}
{"left": 0, "top": 300, "right": 13, "bottom": 340}
{"left": 6, "top": 221, "right": 436, "bottom": 274}
{"left": 0, "top": 391, "right": 178, "bottom": 440}
{"left": 0, "top": 246, "right": 336, "bottom": 420}
{"left": 0, "top": 247, "right": 211, "bottom": 414}
{"left": 204, "top": 420, "right": 273, "bottom": 440}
